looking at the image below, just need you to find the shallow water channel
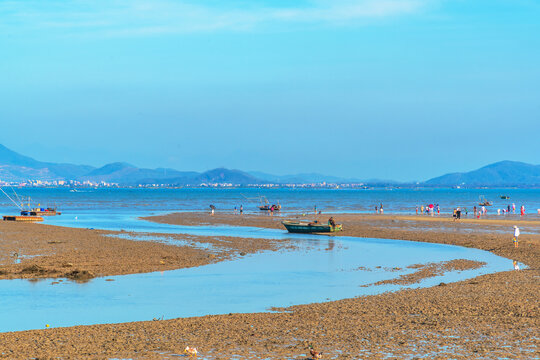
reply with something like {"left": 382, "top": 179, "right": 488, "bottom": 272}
{"left": 0, "top": 212, "right": 513, "bottom": 333}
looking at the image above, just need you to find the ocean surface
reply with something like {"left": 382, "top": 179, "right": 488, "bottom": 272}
{"left": 0, "top": 187, "right": 529, "bottom": 332}
{"left": 1, "top": 187, "right": 540, "bottom": 216}
{"left": 0, "top": 220, "right": 512, "bottom": 332}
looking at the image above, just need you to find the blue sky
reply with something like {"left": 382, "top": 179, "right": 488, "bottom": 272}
{"left": 0, "top": 0, "right": 539, "bottom": 181}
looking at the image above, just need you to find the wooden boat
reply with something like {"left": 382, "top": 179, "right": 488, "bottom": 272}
{"left": 21, "top": 207, "right": 61, "bottom": 216}
{"left": 259, "top": 204, "right": 281, "bottom": 211}
{"left": 500, "top": 195, "right": 510, "bottom": 199}
{"left": 3, "top": 215, "right": 43, "bottom": 222}
{"left": 282, "top": 220, "right": 342, "bottom": 233}
{"left": 478, "top": 195, "right": 492, "bottom": 206}
{"left": 1, "top": 187, "right": 61, "bottom": 220}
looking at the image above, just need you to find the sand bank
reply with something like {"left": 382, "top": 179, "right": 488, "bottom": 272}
{"left": 148, "top": 212, "right": 540, "bottom": 268}
{"left": 0, "top": 212, "right": 537, "bottom": 359}
{"left": 0, "top": 221, "right": 292, "bottom": 281}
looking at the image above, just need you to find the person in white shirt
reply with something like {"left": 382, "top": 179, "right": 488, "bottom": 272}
{"left": 513, "top": 226, "right": 520, "bottom": 248}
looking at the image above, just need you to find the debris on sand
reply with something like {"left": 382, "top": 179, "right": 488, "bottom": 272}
{"left": 65, "top": 269, "right": 95, "bottom": 281}
{"left": 21, "top": 265, "right": 52, "bottom": 275}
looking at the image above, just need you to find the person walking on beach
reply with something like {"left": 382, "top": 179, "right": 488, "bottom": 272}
{"left": 240, "top": 205, "right": 243, "bottom": 215}
{"left": 513, "top": 260, "right": 520, "bottom": 271}
{"left": 421, "top": 205, "right": 424, "bottom": 214}
{"left": 513, "top": 226, "right": 520, "bottom": 248}
{"left": 416, "top": 206, "right": 418, "bottom": 215}
{"left": 520, "top": 205, "right": 525, "bottom": 217}
{"left": 234, "top": 206, "right": 237, "bottom": 215}
{"left": 380, "top": 203, "right": 384, "bottom": 214}
{"left": 437, "top": 204, "right": 440, "bottom": 215}
{"left": 507, "top": 205, "right": 511, "bottom": 213}
{"left": 473, "top": 206, "right": 477, "bottom": 217}
{"left": 375, "top": 206, "right": 378, "bottom": 214}
{"left": 210, "top": 204, "right": 215, "bottom": 216}
{"left": 512, "top": 203, "right": 516, "bottom": 213}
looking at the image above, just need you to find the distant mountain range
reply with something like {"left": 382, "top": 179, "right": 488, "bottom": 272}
{"left": 425, "top": 161, "right": 540, "bottom": 187}
{"left": 0, "top": 144, "right": 539, "bottom": 186}
{"left": 0, "top": 144, "right": 349, "bottom": 185}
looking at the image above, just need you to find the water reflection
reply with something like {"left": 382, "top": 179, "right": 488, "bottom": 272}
{"left": 0, "top": 211, "right": 515, "bottom": 333}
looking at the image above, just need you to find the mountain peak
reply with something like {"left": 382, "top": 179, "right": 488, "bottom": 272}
{"left": 426, "top": 161, "right": 540, "bottom": 186}
{"left": 0, "top": 143, "right": 42, "bottom": 168}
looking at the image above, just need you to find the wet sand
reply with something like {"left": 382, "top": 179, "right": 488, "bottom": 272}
{"left": 149, "top": 212, "right": 540, "bottom": 268}
{"left": 0, "top": 221, "right": 292, "bottom": 281}
{"left": 0, "top": 212, "right": 538, "bottom": 359}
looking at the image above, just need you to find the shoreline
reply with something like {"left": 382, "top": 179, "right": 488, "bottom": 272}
{"left": 0, "top": 212, "right": 537, "bottom": 359}
{"left": 146, "top": 212, "right": 540, "bottom": 269}
{"left": 0, "top": 221, "right": 294, "bottom": 281}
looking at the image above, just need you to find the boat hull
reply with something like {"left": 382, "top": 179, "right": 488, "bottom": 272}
{"left": 21, "top": 209, "right": 61, "bottom": 216}
{"left": 282, "top": 221, "right": 342, "bottom": 233}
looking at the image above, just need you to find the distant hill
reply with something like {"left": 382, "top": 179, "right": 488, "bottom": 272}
{"left": 3, "top": 143, "right": 538, "bottom": 187}
{"left": 425, "top": 161, "right": 540, "bottom": 186}
{"left": 0, "top": 144, "right": 94, "bottom": 182}
{"left": 0, "top": 144, "right": 263, "bottom": 185}
{"left": 248, "top": 171, "right": 358, "bottom": 184}
{"left": 160, "top": 168, "right": 261, "bottom": 186}
{"left": 84, "top": 162, "right": 197, "bottom": 184}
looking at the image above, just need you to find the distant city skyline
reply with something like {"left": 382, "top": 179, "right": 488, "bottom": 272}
{"left": 1, "top": 0, "right": 539, "bottom": 181}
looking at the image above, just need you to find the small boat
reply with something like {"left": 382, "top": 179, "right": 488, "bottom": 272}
{"left": 1, "top": 188, "right": 61, "bottom": 217}
{"left": 259, "top": 204, "right": 281, "bottom": 211}
{"left": 282, "top": 220, "right": 342, "bottom": 234}
{"left": 257, "top": 196, "right": 281, "bottom": 211}
{"left": 478, "top": 195, "right": 492, "bottom": 206}
{"left": 21, "top": 207, "right": 61, "bottom": 216}
{"left": 500, "top": 195, "right": 510, "bottom": 199}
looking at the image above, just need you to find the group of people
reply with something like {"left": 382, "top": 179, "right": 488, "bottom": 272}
{"left": 211, "top": 205, "right": 246, "bottom": 216}
{"left": 452, "top": 207, "right": 463, "bottom": 220}
{"left": 411, "top": 201, "right": 535, "bottom": 219}
{"left": 492, "top": 203, "right": 526, "bottom": 216}
{"left": 473, "top": 205, "right": 486, "bottom": 218}
{"left": 374, "top": 203, "right": 384, "bottom": 214}
{"left": 233, "top": 205, "right": 244, "bottom": 215}
{"left": 416, "top": 204, "right": 440, "bottom": 216}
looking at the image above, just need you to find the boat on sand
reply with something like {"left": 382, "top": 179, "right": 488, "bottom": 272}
{"left": 282, "top": 220, "right": 342, "bottom": 234}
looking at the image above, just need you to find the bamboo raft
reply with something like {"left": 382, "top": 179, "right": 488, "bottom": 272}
{"left": 3, "top": 215, "right": 44, "bottom": 222}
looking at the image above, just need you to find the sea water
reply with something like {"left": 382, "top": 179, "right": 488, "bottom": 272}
{"left": 0, "top": 211, "right": 515, "bottom": 332}
{"left": 0, "top": 228, "right": 512, "bottom": 332}
{"left": 0, "top": 188, "right": 524, "bottom": 332}
{"left": 1, "top": 187, "right": 540, "bottom": 216}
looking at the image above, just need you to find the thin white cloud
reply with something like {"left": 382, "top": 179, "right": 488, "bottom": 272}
{"left": 0, "top": 0, "right": 430, "bottom": 37}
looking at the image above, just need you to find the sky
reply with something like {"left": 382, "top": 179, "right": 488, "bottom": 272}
{"left": 0, "top": 0, "right": 539, "bottom": 181}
